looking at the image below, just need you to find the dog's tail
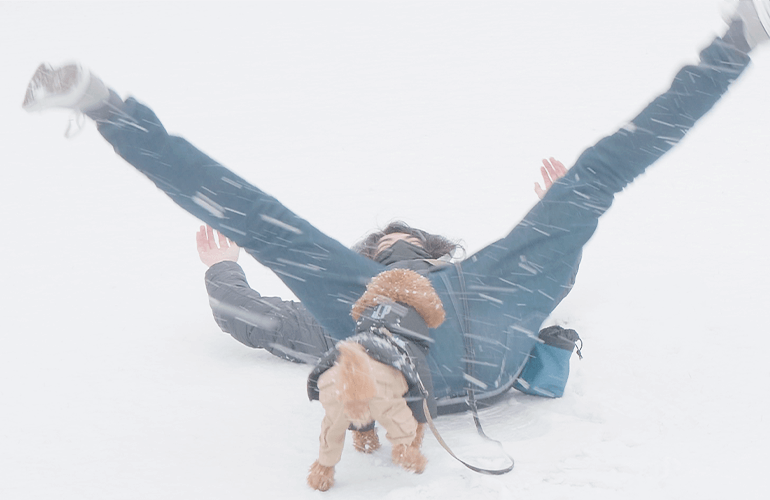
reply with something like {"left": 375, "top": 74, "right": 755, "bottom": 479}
{"left": 337, "top": 341, "right": 375, "bottom": 425}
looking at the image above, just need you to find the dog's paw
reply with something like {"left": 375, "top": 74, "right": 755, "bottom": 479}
{"left": 392, "top": 444, "right": 428, "bottom": 474}
{"left": 353, "top": 428, "right": 381, "bottom": 454}
{"left": 307, "top": 460, "right": 335, "bottom": 491}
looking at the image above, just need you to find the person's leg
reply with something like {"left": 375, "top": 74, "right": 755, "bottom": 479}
{"left": 93, "top": 99, "right": 385, "bottom": 339}
{"left": 453, "top": 25, "right": 755, "bottom": 394}
{"left": 21, "top": 69, "right": 384, "bottom": 339}
{"left": 22, "top": 62, "right": 385, "bottom": 340}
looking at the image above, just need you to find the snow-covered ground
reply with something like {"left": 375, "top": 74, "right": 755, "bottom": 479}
{"left": 3, "top": 1, "right": 769, "bottom": 498}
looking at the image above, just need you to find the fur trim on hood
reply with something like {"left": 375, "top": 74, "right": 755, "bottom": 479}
{"left": 351, "top": 268, "right": 445, "bottom": 328}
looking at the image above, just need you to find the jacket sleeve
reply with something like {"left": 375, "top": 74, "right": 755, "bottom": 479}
{"left": 204, "top": 261, "right": 335, "bottom": 364}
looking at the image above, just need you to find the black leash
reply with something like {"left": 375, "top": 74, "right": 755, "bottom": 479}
{"left": 431, "top": 264, "right": 515, "bottom": 475}
{"left": 421, "top": 399, "right": 513, "bottom": 475}
{"left": 368, "top": 321, "right": 513, "bottom": 475}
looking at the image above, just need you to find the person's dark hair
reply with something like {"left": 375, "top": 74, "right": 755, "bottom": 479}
{"left": 354, "top": 221, "right": 462, "bottom": 260}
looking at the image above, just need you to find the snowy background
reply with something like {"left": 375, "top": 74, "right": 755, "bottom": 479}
{"left": 2, "top": 1, "right": 770, "bottom": 498}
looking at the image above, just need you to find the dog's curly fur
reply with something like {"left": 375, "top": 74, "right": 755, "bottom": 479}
{"left": 352, "top": 427, "right": 381, "bottom": 453}
{"left": 410, "top": 420, "right": 426, "bottom": 450}
{"left": 307, "top": 460, "right": 335, "bottom": 492}
{"left": 309, "top": 268, "right": 441, "bottom": 491}
{"left": 308, "top": 342, "right": 428, "bottom": 491}
{"left": 392, "top": 441, "right": 428, "bottom": 474}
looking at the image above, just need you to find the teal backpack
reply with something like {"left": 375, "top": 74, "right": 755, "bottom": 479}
{"left": 513, "top": 326, "right": 583, "bottom": 398}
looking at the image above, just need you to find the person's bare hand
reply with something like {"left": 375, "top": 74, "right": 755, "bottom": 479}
{"left": 196, "top": 225, "right": 240, "bottom": 267}
{"left": 534, "top": 157, "right": 568, "bottom": 199}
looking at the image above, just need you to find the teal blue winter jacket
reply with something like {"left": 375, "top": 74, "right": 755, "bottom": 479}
{"left": 96, "top": 36, "right": 750, "bottom": 411}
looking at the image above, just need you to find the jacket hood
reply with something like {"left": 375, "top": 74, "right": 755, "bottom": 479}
{"left": 351, "top": 268, "right": 445, "bottom": 329}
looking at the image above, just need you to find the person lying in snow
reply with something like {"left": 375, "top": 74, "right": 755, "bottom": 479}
{"left": 22, "top": 2, "right": 770, "bottom": 415}
{"left": 193, "top": 157, "right": 567, "bottom": 366}
{"left": 195, "top": 161, "right": 570, "bottom": 419}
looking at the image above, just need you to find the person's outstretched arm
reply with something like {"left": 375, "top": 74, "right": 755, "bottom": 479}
{"left": 197, "top": 225, "right": 333, "bottom": 364}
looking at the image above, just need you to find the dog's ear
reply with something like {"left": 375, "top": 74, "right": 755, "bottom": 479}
{"left": 351, "top": 269, "right": 445, "bottom": 328}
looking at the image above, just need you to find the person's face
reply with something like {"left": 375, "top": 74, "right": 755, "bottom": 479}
{"left": 375, "top": 232, "right": 423, "bottom": 257}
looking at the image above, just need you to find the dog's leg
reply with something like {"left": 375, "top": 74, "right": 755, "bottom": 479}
{"left": 410, "top": 422, "right": 426, "bottom": 450}
{"left": 366, "top": 365, "right": 428, "bottom": 474}
{"left": 307, "top": 460, "right": 335, "bottom": 491}
{"left": 353, "top": 426, "right": 381, "bottom": 453}
{"left": 392, "top": 443, "right": 428, "bottom": 474}
{"left": 393, "top": 423, "right": 427, "bottom": 472}
{"left": 314, "top": 366, "right": 353, "bottom": 490}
